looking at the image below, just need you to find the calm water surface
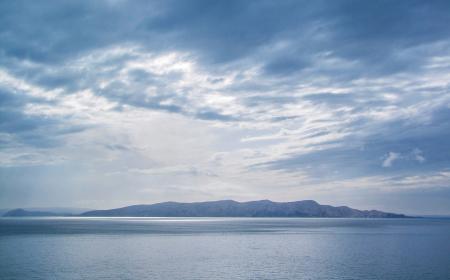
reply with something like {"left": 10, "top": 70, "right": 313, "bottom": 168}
{"left": 0, "top": 217, "right": 449, "bottom": 280}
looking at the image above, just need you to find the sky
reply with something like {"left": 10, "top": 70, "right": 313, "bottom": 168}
{"left": 1, "top": 0, "right": 450, "bottom": 215}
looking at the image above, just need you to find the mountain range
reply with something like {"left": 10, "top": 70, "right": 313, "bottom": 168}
{"left": 3, "top": 200, "right": 409, "bottom": 218}
{"left": 80, "top": 200, "right": 408, "bottom": 218}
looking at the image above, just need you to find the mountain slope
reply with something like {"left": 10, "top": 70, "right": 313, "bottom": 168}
{"left": 81, "top": 200, "right": 408, "bottom": 218}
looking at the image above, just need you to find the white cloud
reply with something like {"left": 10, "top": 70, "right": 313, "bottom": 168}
{"left": 382, "top": 152, "right": 401, "bottom": 168}
{"left": 411, "top": 148, "right": 426, "bottom": 163}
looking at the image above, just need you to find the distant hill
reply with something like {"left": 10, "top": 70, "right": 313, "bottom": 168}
{"left": 3, "top": 208, "right": 60, "bottom": 217}
{"left": 25, "top": 207, "right": 92, "bottom": 215}
{"left": 2, "top": 207, "right": 92, "bottom": 217}
{"left": 0, "top": 209, "right": 11, "bottom": 216}
{"left": 81, "top": 200, "right": 408, "bottom": 218}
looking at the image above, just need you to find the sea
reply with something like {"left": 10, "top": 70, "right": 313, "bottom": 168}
{"left": 0, "top": 217, "right": 449, "bottom": 280}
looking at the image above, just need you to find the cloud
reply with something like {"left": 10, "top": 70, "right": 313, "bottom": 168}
{"left": 0, "top": 84, "right": 88, "bottom": 150}
{"left": 1, "top": 0, "right": 450, "bottom": 213}
{"left": 412, "top": 148, "right": 426, "bottom": 163}
{"left": 382, "top": 152, "right": 400, "bottom": 168}
{"left": 381, "top": 149, "right": 426, "bottom": 168}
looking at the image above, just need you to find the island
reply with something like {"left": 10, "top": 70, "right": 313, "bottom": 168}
{"left": 3, "top": 200, "right": 409, "bottom": 218}
{"left": 80, "top": 200, "right": 408, "bottom": 218}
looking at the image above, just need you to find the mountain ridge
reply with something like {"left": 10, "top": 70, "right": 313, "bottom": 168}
{"left": 80, "top": 199, "right": 409, "bottom": 218}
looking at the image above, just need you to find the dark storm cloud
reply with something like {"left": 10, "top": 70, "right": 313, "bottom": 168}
{"left": 0, "top": 1, "right": 138, "bottom": 63}
{"left": 1, "top": 0, "right": 449, "bottom": 138}
{"left": 2, "top": 0, "right": 449, "bottom": 74}
{"left": 330, "top": 1, "right": 450, "bottom": 63}
{"left": 1, "top": 0, "right": 449, "bottom": 114}
{"left": 1, "top": 0, "right": 447, "bottom": 131}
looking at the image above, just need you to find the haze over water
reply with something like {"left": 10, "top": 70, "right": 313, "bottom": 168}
{"left": 1, "top": 217, "right": 449, "bottom": 280}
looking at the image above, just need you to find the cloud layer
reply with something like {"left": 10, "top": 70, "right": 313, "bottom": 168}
{"left": 1, "top": 0, "right": 450, "bottom": 214}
